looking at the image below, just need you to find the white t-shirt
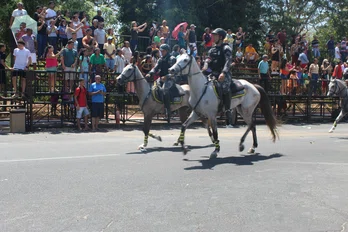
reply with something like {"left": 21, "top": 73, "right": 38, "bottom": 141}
{"left": 45, "top": 8, "right": 57, "bottom": 25}
{"left": 13, "top": 48, "right": 31, "bottom": 69}
{"left": 12, "top": 9, "right": 27, "bottom": 17}
{"left": 121, "top": 47, "right": 132, "bottom": 64}
{"left": 73, "top": 21, "right": 83, "bottom": 39}
{"left": 115, "top": 55, "right": 125, "bottom": 74}
{"left": 94, "top": 29, "right": 106, "bottom": 44}
{"left": 47, "top": 25, "right": 58, "bottom": 37}
{"left": 335, "top": 47, "right": 341, "bottom": 59}
{"left": 236, "top": 51, "right": 243, "bottom": 58}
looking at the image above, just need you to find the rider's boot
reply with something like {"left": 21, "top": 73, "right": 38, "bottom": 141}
{"left": 164, "top": 93, "right": 171, "bottom": 123}
{"left": 223, "top": 92, "right": 233, "bottom": 128}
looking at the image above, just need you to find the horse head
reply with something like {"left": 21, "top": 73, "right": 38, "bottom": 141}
{"left": 328, "top": 78, "right": 347, "bottom": 97}
{"left": 169, "top": 53, "right": 193, "bottom": 76}
{"left": 116, "top": 64, "right": 137, "bottom": 85}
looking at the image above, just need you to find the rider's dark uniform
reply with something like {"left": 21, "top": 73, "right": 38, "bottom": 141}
{"left": 147, "top": 44, "right": 177, "bottom": 122}
{"left": 205, "top": 28, "right": 240, "bottom": 126}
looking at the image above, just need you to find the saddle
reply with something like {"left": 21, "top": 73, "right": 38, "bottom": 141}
{"left": 212, "top": 79, "right": 245, "bottom": 99}
{"left": 152, "top": 84, "right": 184, "bottom": 104}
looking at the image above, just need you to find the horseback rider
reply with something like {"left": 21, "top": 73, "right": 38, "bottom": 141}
{"left": 203, "top": 28, "right": 243, "bottom": 127}
{"left": 146, "top": 44, "right": 179, "bottom": 122}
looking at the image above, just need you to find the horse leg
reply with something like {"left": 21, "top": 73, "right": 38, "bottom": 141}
{"left": 248, "top": 125, "right": 258, "bottom": 154}
{"left": 201, "top": 118, "right": 214, "bottom": 143}
{"left": 174, "top": 111, "right": 199, "bottom": 155}
{"left": 148, "top": 132, "right": 162, "bottom": 142}
{"left": 329, "top": 110, "right": 346, "bottom": 133}
{"left": 210, "top": 118, "right": 220, "bottom": 159}
{"left": 139, "top": 115, "right": 153, "bottom": 152}
{"left": 239, "top": 126, "right": 252, "bottom": 152}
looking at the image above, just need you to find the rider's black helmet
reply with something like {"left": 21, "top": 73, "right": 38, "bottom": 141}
{"left": 160, "top": 44, "right": 170, "bottom": 52}
{"left": 212, "top": 28, "right": 227, "bottom": 39}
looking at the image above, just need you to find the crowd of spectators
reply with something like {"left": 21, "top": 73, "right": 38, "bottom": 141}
{"left": 1, "top": 1, "right": 348, "bottom": 127}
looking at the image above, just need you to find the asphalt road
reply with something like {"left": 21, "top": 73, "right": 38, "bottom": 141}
{"left": 1, "top": 123, "right": 348, "bottom": 232}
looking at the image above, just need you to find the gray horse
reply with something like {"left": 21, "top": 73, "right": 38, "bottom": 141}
{"left": 116, "top": 64, "right": 191, "bottom": 151}
{"left": 327, "top": 78, "right": 348, "bottom": 133}
{"left": 169, "top": 53, "right": 278, "bottom": 158}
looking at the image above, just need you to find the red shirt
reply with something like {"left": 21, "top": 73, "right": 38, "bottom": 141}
{"left": 277, "top": 32, "right": 286, "bottom": 44}
{"left": 74, "top": 86, "right": 87, "bottom": 107}
{"left": 332, "top": 65, "right": 343, "bottom": 79}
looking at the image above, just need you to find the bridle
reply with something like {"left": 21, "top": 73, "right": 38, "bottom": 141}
{"left": 119, "top": 64, "right": 144, "bottom": 83}
{"left": 175, "top": 55, "right": 201, "bottom": 77}
{"left": 329, "top": 79, "right": 347, "bottom": 97}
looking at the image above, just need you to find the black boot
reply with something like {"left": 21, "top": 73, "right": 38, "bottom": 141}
{"left": 223, "top": 93, "right": 233, "bottom": 128}
{"left": 164, "top": 93, "right": 171, "bottom": 123}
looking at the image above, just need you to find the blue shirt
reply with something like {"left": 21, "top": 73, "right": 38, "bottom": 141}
{"left": 299, "top": 53, "right": 309, "bottom": 64}
{"left": 178, "top": 31, "right": 185, "bottom": 47}
{"left": 89, "top": 82, "right": 106, "bottom": 103}
{"left": 258, "top": 60, "right": 269, "bottom": 74}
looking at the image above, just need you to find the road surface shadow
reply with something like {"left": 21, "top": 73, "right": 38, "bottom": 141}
{"left": 126, "top": 144, "right": 215, "bottom": 155}
{"left": 183, "top": 153, "right": 284, "bottom": 170}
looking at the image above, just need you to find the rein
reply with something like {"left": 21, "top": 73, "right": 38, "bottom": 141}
{"left": 331, "top": 80, "right": 348, "bottom": 97}
{"left": 176, "top": 55, "right": 208, "bottom": 111}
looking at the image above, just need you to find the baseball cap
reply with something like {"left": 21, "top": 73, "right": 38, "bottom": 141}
{"left": 107, "top": 36, "right": 113, "bottom": 40}
{"left": 190, "top": 24, "right": 196, "bottom": 28}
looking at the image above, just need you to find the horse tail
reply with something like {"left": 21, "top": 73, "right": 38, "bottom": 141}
{"left": 254, "top": 84, "right": 279, "bottom": 142}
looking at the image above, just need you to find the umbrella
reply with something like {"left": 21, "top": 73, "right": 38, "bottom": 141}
{"left": 172, "top": 22, "right": 188, "bottom": 40}
{"left": 11, "top": 15, "right": 38, "bottom": 43}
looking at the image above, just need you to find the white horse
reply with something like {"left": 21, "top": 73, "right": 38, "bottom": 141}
{"left": 116, "top": 64, "right": 191, "bottom": 151}
{"left": 169, "top": 53, "right": 278, "bottom": 158}
{"left": 327, "top": 78, "right": 348, "bottom": 133}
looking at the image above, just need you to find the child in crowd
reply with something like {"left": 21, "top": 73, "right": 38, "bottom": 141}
{"left": 235, "top": 47, "right": 244, "bottom": 63}
{"left": 287, "top": 70, "right": 298, "bottom": 95}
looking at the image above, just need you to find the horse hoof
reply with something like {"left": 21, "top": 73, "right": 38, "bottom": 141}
{"left": 210, "top": 152, "right": 218, "bottom": 159}
{"left": 138, "top": 145, "right": 147, "bottom": 152}
{"left": 173, "top": 142, "right": 179, "bottom": 146}
{"left": 157, "top": 136, "right": 162, "bottom": 142}
{"left": 183, "top": 147, "right": 188, "bottom": 155}
{"left": 328, "top": 129, "right": 334, "bottom": 133}
{"left": 239, "top": 144, "right": 245, "bottom": 152}
{"left": 248, "top": 148, "right": 255, "bottom": 154}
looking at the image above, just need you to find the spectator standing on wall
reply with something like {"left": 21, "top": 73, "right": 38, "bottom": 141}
{"left": 130, "top": 21, "right": 147, "bottom": 53}
{"left": 160, "top": 20, "right": 170, "bottom": 44}
{"left": 11, "top": 40, "right": 31, "bottom": 98}
{"left": 121, "top": 41, "right": 132, "bottom": 65}
{"left": 45, "top": 1, "right": 57, "bottom": 25}
{"left": 33, "top": 6, "right": 43, "bottom": 21}
{"left": 58, "top": 19, "right": 68, "bottom": 48}
{"left": 311, "top": 36, "right": 320, "bottom": 58}
{"left": 10, "top": 2, "right": 28, "bottom": 28}
{"left": 89, "top": 75, "right": 106, "bottom": 131}
{"left": 90, "top": 19, "right": 99, "bottom": 37}
{"left": 0, "top": 44, "right": 9, "bottom": 93}
{"left": 37, "top": 16, "right": 47, "bottom": 59}
{"left": 114, "top": 49, "right": 125, "bottom": 74}
{"left": 334, "top": 43, "right": 341, "bottom": 62}
{"left": 258, "top": 55, "right": 271, "bottom": 93}
{"left": 92, "top": 10, "right": 104, "bottom": 23}
{"left": 74, "top": 77, "right": 90, "bottom": 131}
{"left": 298, "top": 49, "right": 309, "bottom": 69}
{"left": 94, "top": 23, "right": 106, "bottom": 54}
{"left": 308, "top": 58, "right": 320, "bottom": 95}
{"left": 340, "top": 37, "right": 347, "bottom": 63}
{"left": 78, "top": 49, "right": 91, "bottom": 89}
{"left": 61, "top": 40, "right": 78, "bottom": 91}
{"left": 326, "top": 36, "right": 335, "bottom": 60}
{"left": 89, "top": 48, "right": 106, "bottom": 82}
{"left": 186, "top": 24, "right": 197, "bottom": 50}
{"left": 21, "top": 28, "right": 37, "bottom": 71}
{"left": 104, "top": 37, "right": 116, "bottom": 72}
{"left": 72, "top": 13, "right": 85, "bottom": 51}
{"left": 277, "top": 28, "right": 287, "bottom": 52}
{"left": 47, "top": 20, "right": 58, "bottom": 53}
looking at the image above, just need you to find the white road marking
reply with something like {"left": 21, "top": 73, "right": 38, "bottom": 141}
{"left": 273, "top": 160, "right": 348, "bottom": 166}
{"left": 0, "top": 154, "right": 121, "bottom": 163}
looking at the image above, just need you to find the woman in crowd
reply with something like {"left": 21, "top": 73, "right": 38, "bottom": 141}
{"left": 66, "top": 20, "right": 83, "bottom": 40}
{"left": 280, "top": 56, "right": 292, "bottom": 95}
{"left": 320, "top": 59, "right": 332, "bottom": 96}
{"left": 78, "top": 49, "right": 91, "bottom": 89}
{"left": 44, "top": 45, "right": 63, "bottom": 92}
{"left": 58, "top": 19, "right": 68, "bottom": 49}
{"left": 130, "top": 21, "right": 147, "bottom": 52}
